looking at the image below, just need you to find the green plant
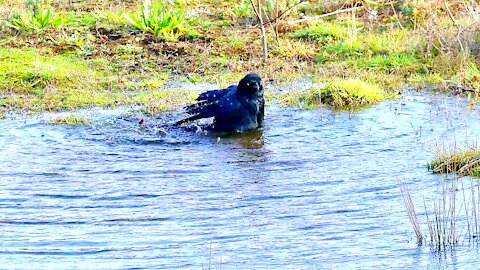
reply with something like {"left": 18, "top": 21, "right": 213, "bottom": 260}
{"left": 5, "top": 0, "right": 65, "bottom": 33}
{"left": 233, "top": 0, "right": 252, "bottom": 17}
{"left": 279, "top": 79, "right": 386, "bottom": 108}
{"left": 429, "top": 147, "right": 480, "bottom": 177}
{"left": 123, "top": 0, "right": 188, "bottom": 41}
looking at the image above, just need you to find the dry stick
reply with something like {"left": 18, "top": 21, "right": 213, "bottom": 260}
{"left": 262, "top": 0, "right": 306, "bottom": 26}
{"left": 444, "top": 0, "right": 465, "bottom": 52}
{"left": 457, "top": 157, "right": 480, "bottom": 175}
{"left": 250, "top": 0, "right": 268, "bottom": 62}
{"left": 288, "top": 6, "right": 363, "bottom": 24}
{"left": 389, "top": 0, "right": 407, "bottom": 33}
{"left": 410, "top": 18, "right": 445, "bottom": 56}
{"left": 399, "top": 181, "right": 424, "bottom": 244}
{"left": 263, "top": 6, "right": 279, "bottom": 47}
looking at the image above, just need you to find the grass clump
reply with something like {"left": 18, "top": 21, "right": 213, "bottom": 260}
{"left": 5, "top": 0, "right": 65, "bottom": 33}
{"left": 49, "top": 114, "right": 90, "bottom": 125}
{"left": 124, "top": 0, "right": 188, "bottom": 41}
{"left": 280, "top": 79, "right": 386, "bottom": 109}
{"left": 428, "top": 147, "right": 480, "bottom": 177}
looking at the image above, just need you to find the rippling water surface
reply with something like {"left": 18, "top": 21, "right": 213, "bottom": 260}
{"left": 1, "top": 92, "right": 480, "bottom": 269}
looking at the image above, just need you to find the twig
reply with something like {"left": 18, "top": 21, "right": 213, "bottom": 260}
{"left": 444, "top": 0, "right": 465, "bottom": 52}
{"left": 262, "top": 0, "right": 306, "bottom": 26}
{"left": 458, "top": 156, "right": 480, "bottom": 175}
{"left": 288, "top": 6, "right": 363, "bottom": 24}
{"left": 389, "top": 0, "right": 407, "bottom": 33}
{"left": 448, "top": 84, "right": 477, "bottom": 94}
{"left": 250, "top": 0, "right": 268, "bottom": 62}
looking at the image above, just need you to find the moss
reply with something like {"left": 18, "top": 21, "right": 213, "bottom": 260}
{"left": 428, "top": 147, "right": 480, "bottom": 177}
{"left": 49, "top": 114, "right": 90, "bottom": 125}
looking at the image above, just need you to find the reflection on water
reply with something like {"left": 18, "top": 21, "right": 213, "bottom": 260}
{"left": 1, "top": 92, "right": 480, "bottom": 269}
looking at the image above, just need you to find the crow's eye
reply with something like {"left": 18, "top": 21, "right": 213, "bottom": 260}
{"left": 246, "top": 83, "right": 250, "bottom": 86}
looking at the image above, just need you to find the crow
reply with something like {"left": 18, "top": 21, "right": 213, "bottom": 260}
{"left": 174, "top": 73, "right": 265, "bottom": 133}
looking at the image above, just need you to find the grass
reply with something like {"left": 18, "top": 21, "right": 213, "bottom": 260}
{"left": 428, "top": 147, "right": 480, "bottom": 177}
{"left": 0, "top": 46, "right": 117, "bottom": 111}
{"left": 49, "top": 114, "right": 90, "bottom": 125}
{"left": 278, "top": 79, "right": 387, "bottom": 109}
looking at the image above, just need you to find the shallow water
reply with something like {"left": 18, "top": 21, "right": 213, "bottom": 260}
{"left": 1, "top": 92, "right": 480, "bottom": 269}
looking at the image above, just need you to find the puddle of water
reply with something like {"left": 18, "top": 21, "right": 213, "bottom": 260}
{"left": 1, "top": 92, "right": 480, "bottom": 269}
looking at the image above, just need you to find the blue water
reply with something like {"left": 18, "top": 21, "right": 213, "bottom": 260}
{"left": 1, "top": 92, "right": 480, "bottom": 269}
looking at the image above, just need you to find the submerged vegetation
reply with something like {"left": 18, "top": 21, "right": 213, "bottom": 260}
{"left": 0, "top": 0, "right": 479, "bottom": 114}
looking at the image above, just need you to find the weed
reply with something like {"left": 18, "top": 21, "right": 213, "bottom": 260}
{"left": 232, "top": 0, "right": 251, "bottom": 18}
{"left": 123, "top": 0, "right": 188, "bottom": 41}
{"left": 429, "top": 147, "right": 480, "bottom": 177}
{"left": 5, "top": 0, "right": 65, "bottom": 33}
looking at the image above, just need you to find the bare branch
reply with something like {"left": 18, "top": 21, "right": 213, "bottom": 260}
{"left": 288, "top": 6, "right": 363, "bottom": 24}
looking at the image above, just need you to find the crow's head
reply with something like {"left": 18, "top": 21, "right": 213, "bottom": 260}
{"left": 238, "top": 73, "right": 263, "bottom": 96}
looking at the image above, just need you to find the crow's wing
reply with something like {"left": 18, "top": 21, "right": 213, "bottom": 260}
{"left": 174, "top": 92, "right": 243, "bottom": 126}
{"left": 257, "top": 97, "right": 265, "bottom": 128}
{"left": 196, "top": 85, "right": 236, "bottom": 102}
{"left": 183, "top": 85, "right": 236, "bottom": 113}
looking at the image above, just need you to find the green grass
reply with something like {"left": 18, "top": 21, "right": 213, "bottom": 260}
{"left": 279, "top": 79, "right": 387, "bottom": 109}
{"left": 352, "top": 53, "right": 421, "bottom": 73}
{"left": 0, "top": 47, "right": 118, "bottom": 110}
{"left": 289, "top": 22, "right": 350, "bottom": 43}
{"left": 5, "top": 1, "right": 65, "bottom": 33}
{"left": 428, "top": 147, "right": 480, "bottom": 177}
{"left": 123, "top": 0, "right": 189, "bottom": 41}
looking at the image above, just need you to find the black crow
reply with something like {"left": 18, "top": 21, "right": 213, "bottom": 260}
{"left": 174, "top": 73, "right": 265, "bottom": 133}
